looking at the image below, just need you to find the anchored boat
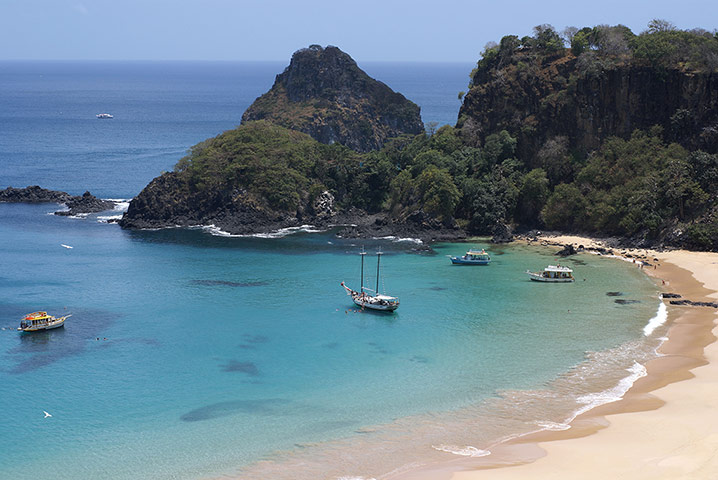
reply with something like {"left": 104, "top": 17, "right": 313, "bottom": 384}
{"left": 341, "top": 249, "right": 399, "bottom": 312}
{"left": 526, "top": 265, "right": 575, "bottom": 283}
{"left": 18, "top": 311, "right": 71, "bottom": 332}
{"left": 450, "top": 248, "right": 491, "bottom": 265}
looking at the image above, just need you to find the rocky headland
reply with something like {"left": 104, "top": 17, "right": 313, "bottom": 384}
{"left": 117, "top": 25, "right": 718, "bottom": 250}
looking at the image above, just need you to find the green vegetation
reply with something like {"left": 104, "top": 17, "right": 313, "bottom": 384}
{"left": 171, "top": 21, "right": 718, "bottom": 250}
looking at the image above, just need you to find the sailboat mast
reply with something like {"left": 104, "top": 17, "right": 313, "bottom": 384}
{"left": 376, "top": 251, "right": 382, "bottom": 294}
{"left": 360, "top": 248, "right": 366, "bottom": 293}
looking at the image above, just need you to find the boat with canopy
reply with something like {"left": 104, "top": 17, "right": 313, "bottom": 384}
{"left": 450, "top": 248, "right": 491, "bottom": 265}
{"left": 17, "top": 311, "right": 71, "bottom": 332}
{"left": 526, "top": 265, "right": 575, "bottom": 282}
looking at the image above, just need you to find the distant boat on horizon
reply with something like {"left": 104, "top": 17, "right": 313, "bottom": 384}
{"left": 96, "top": 113, "right": 113, "bottom": 119}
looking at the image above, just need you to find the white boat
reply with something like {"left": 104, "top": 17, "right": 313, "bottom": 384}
{"left": 526, "top": 265, "right": 575, "bottom": 283}
{"left": 96, "top": 113, "right": 113, "bottom": 119}
{"left": 17, "top": 311, "right": 71, "bottom": 332}
{"left": 450, "top": 248, "right": 490, "bottom": 265}
{"left": 341, "top": 249, "right": 399, "bottom": 312}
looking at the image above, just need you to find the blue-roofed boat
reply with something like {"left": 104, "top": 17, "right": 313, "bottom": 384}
{"left": 450, "top": 248, "right": 491, "bottom": 265}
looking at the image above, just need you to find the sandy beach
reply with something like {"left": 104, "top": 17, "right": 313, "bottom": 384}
{"left": 436, "top": 236, "right": 718, "bottom": 480}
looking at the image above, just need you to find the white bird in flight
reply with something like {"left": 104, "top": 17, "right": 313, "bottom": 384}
{"left": 43, "top": 411, "right": 52, "bottom": 418}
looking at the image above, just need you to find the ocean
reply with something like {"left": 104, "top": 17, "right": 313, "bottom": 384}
{"left": 0, "top": 61, "right": 664, "bottom": 480}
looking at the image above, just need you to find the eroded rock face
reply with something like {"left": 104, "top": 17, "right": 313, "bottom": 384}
{"left": 241, "top": 45, "right": 424, "bottom": 152}
{"left": 459, "top": 54, "right": 718, "bottom": 163}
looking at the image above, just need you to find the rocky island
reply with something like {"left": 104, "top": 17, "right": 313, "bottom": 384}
{"left": 119, "top": 25, "right": 718, "bottom": 250}
{"left": 241, "top": 45, "right": 424, "bottom": 153}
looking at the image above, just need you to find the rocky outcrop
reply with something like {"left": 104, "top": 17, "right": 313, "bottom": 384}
{"left": 0, "top": 186, "right": 72, "bottom": 204}
{"left": 1, "top": 186, "right": 115, "bottom": 216}
{"left": 54, "top": 191, "right": 115, "bottom": 216}
{"left": 241, "top": 45, "right": 424, "bottom": 152}
{"left": 459, "top": 53, "right": 718, "bottom": 164}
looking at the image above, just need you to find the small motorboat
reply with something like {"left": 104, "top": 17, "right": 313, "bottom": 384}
{"left": 18, "top": 311, "right": 71, "bottom": 332}
{"left": 450, "top": 248, "right": 491, "bottom": 265}
{"left": 96, "top": 113, "right": 113, "bottom": 119}
{"left": 526, "top": 265, "right": 575, "bottom": 282}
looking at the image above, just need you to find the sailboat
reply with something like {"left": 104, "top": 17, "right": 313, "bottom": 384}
{"left": 341, "top": 249, "right": 399, "bottom": 312}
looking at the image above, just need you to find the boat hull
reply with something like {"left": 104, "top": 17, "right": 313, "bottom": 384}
{"left": 18, "top": 315, "right": 69, "bottom": 332}
{"left": 18, "top": 315, "right": 71, "bottom": 332}
{"left": 526, "top": 272, "right": 574, "bottom": 283}
{"left": 450, "top": 257, "right": 490, "bottom": 265}
{"left": 351, "top": 297, "right": 399, "bottom": 311}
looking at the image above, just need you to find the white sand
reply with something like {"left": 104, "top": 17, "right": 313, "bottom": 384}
{"left": 446, "top": 245, "right": 718, "bottom": 480}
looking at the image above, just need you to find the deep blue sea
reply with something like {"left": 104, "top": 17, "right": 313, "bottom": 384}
{"left": 0, "top": 61, "right": 665, "bottom": 480}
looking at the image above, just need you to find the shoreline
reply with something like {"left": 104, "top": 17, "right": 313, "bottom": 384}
{"left": 396, "top": 235, "right": 718, "bottom": 480}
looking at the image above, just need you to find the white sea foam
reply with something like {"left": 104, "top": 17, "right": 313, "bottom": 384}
{"left": 431, "top": 444, "right": 490, "bottom": 457}
{"left": 573, "top": 361, "right": 647, "bottom": 417}
{"left": 202, "top": 224, "right": 325, "bottom": 238}
{"left": 373, "top": 235, "right": 423, "bottom": 245}
{"left": 643, "top": 300, "right": 668, "bottom": 336}
{"left": 534, "top": 421, "right": 571, "bottom": 431}
{"left": 97, "top": 214, "right": 123, "bottom": 223}
{"left": 106, "top": 199, "right": 130, "bottom": 212}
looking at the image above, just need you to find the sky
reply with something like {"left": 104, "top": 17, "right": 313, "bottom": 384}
{"left": 0, "top": 0, "right": 715, "bottom": 63}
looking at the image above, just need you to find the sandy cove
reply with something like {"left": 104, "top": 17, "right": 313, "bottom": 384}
{"left": 422, "top": 235, "right": 718, "bottom": 480}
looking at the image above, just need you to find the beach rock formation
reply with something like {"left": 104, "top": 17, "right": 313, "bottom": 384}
{"left": 241, "top": 45, "right": 424, "bottom": 152}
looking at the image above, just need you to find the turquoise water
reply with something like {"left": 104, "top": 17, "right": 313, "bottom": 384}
{"left": 0, "top": 204, "right": 662, "bottom": 479}
{"left": 0, "top": 61, "right": 664, "bottom": 479}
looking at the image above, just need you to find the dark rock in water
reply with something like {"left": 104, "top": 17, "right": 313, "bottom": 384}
{"left": 241, "top": 45, "right": 424, "bottom": 152}
{"left": 491, "top": 222, "right": 513, "bottom": 244}
{"left": 0, "top": 185, "right": 72, "bottom": 204}
{"left": 1, "top": 186, "right": 116, "bottom": 216}
{"left": 54, "top": 191, "right": 115, "bottom": 216}
{"left": 180, "top": 398, "right": 288, "bottom": 422}
{"left": 615, "top": 299, "right": 641, "bottom": 304}
{"left": 606, "top": 292, "right": 624, "bottom": 296}
{"left": 669, "top": 299, "right": 718, "bottom": 307}
{"left": 556, "top": 244, "right": 577, "bottom": 256}
{"left": 661, "top": 293, "right": 682, "bottom": 299}
{"left": 222, "top": 360, "right": 259, "bottom": 375}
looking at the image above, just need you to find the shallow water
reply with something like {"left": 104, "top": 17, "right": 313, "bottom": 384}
{"left": 0, "top": 61, "right": 663, "bottom": 479}
{"left": 0, "top": 206, "right": 662, "bottom": 479}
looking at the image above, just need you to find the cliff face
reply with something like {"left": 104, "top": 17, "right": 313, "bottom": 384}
{"left": 459, "top": 52, "right": 718, "bottom": 164}
{"left": 241, "top": 45, "right": 424, "bottom": 152}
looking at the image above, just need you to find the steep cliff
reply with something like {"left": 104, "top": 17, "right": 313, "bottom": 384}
{"left": 458, "top": 33, "right": 718, "bottom": 164}
{"left": 241, "top": 45, "right": 424, "bottom": 152}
